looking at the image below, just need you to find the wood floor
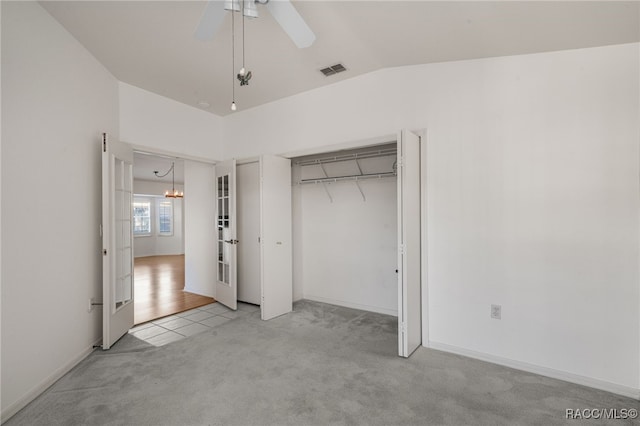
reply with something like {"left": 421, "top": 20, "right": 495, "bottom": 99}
{"left": 134, "top": 254, "right": 215, "bottom": 325}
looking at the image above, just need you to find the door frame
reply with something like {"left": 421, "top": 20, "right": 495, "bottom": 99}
{"left": 128, "top": 144, "right": 218, "bottom": 318}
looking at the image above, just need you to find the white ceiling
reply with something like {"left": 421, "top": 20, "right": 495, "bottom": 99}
{"left": 41, "top": 1, "right": 639, "bottom": 117}
{"left": 134, "top": 152, "right": 184, "bottom": 184}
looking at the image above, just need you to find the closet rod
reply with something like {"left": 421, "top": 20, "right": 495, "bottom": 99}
{"left": 295, "top": 148, "right": 396, "bottom": 167}
{"left": 298, "top": 171, "right": 396, "bottom": 185}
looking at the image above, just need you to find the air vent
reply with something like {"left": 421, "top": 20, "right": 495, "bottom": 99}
{"left": 320, "top": 63, "right": 347, "bottom": 77}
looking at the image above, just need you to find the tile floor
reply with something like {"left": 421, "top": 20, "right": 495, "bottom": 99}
{"left": 129, "top": 301, "right": 260, "bottom": 346}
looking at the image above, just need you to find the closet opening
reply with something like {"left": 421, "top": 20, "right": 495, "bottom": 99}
{"left": 286, "top": 130, "right": 424, "bottom": 359}
{"left": 290, "top": 142, "right": 399, "bottom": 317}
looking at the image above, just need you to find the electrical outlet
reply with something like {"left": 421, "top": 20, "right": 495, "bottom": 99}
{"left": 491, "top": 304, "right": 501, "bottom": 320}
{"left": 88, "top": 297, "right": 95, "bottom": 313}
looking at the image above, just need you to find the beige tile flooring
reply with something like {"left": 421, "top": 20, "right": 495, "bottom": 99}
{"left": 129, "top": 301, "right": 260, "bottom": 346}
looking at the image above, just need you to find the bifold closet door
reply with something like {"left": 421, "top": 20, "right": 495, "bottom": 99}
{"left": 101, "top": 133, "right": 135, "bottom": 350}
{"left": 397, "top": 129, "right": 422, "bottom": 358}
{"left": 260, "top": 155, "right": 293, "bottom": 320}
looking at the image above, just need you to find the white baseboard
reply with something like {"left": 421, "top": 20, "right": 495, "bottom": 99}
{"left": 1, "top": 338, "right": 101, "bottom": 424}
{"left": 183, "top": 285, "right": 214, "bottom": 298}
{"left": 302, "top": 294, "right": 398, "bottom": 317}
{"left": 428, "top": 341, "right": 640, "bottom": 400}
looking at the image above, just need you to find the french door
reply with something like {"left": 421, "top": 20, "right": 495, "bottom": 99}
{"left": 215, "top": 159, "right": 238, "bottom": 310}
{"left": 101, "top": 133, "right": 135, "bottom": 349}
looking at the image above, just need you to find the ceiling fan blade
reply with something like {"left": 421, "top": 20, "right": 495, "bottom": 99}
{"left": 266, "top": 0, "right": 315, "bottom": 48}
{"left": 194, "top": 1, "right": 226, "bottom": 41}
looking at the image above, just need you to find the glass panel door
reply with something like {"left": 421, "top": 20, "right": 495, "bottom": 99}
{"left": 215, "top": 159, "right": 237, "bottom": 310}
{"left": 217, "top": 174, "right": 231, "bottom": 285}
{"left": 102, "top": 134, "right": 135, "bottom": 350}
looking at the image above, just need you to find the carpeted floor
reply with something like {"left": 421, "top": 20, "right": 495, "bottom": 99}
{"left": 5, "top": 300, "right": 638, "bottom": 426}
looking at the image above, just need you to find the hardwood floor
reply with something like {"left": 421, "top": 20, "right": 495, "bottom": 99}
{"left": 134, "top": 254, "right": 215, "bottom": 325}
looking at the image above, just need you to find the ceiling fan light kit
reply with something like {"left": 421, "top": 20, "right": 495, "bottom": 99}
{"left": 243, "top": 0, "right": 259, "bottom": 19}
{"left": 196, "top": 0, "right": 315, "bottom": 112}
{"left": 195, "top": 0, "right": 316, "bottom": 48}
{"left": 237, "top": 70, "right": 252, "bottom": 86}
{"left": 224, "top": 0, "right": 240, "bottom": 13}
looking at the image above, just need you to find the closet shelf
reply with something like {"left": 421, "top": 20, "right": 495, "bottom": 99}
{"left": 298, "top": 171, "right": 396, "bottom": 185}
{"left": 295, "top": 148, "right": 396, "bottom": 167}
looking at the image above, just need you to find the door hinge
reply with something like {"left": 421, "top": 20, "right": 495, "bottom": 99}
{"left": 399, "top": 244, "right": 405, "bottom": 254}
{"left": 99, "top": 224, "right": 103, "bottom": 237}
{"left": 103, "top": 249, "right": 107, "bottom": 256}
{"left": 401, "top": 322, "right": 407, "bottom": 335}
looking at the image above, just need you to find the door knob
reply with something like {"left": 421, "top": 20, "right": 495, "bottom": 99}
{"left": 224, "top": 239, "right": 239, "bottom": 244}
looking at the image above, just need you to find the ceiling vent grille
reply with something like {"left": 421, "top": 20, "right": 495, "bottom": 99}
{"left": 320, "top": 63, "right": 347, "bottom": 77}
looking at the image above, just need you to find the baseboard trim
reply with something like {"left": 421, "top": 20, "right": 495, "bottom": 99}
{"left": 428, "top": 341, "right": 640, "bottom": 400}
{"left": 302, "top": 294, "right": 397, "bottom": 316}
{"left": 1, "top": 338, "right": 101, "bottom": 424}
{"left": 183, "top": 285, "right": 214, "bottom": 298}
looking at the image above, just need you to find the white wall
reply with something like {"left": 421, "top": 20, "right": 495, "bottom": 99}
{"left": 119, "top": 82, "right": 224, "bottom": 161}
{"left": 293, "top": 155, "right": 398, "bottom": 315}
{"left": 225, "top": 44, "right": 640, "bottom": 395}
{"left": 423, "top": 45, "right": 639, "bottom": 396}
{"left": 133, "top": 180, "right": 184, "bottom": 258}
{"left": 183, "top": 161, "right": 216, "bottom": 297}
{"left": 1, "top": 2, "right": 119, "bottom": 420}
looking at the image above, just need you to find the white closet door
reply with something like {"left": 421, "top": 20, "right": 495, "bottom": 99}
{"left": 215, "top": 159, "right": 238, "bottom": 310}
{"left": 397, "top": 129, "right": 422, "bottom": 357}
{"left": 102, "top": 133, "right": 135, "bottom": 350}
{"left": 260, "top": 155, "right": 293, "bottom": 320}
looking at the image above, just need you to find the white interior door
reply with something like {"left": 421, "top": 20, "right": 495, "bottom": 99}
{"left": 216, "top": 159, "right": 238, "bottom": 310}
{"left": 260, "top": 155, "right": 293, "bottom": 320}
{"left": 102, "top": 133, "right": 135, "bottom": 350}
{"left": 397, "top": 129, "right": 422, "bottom": 357}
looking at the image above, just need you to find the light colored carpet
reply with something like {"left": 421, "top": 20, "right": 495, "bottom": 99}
{"left": 5, "top": 300, "right": 637, "bottom": 425}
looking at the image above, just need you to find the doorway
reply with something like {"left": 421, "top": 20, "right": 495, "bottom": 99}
{"left": 290, "top": 143, "right": 399, "bottom": 315}
{"left": 288, "top": 130, "right": 423, "bottom": 358}
{"left": 132, "top": 152, "right": 214, "bottom": 324}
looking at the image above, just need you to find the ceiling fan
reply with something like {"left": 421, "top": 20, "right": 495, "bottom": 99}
{"left": 195, "top": 0, "right": 316, "bottom": 48}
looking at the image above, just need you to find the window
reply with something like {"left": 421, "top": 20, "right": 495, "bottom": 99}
{"left": 158, "top": 199, "right": 173, "bottom": 236}
{"left": 133, "top": 197, "right": 176, "bottom": 237}
{"left": 133, "top": 199, "right": 151, "bottom": 235}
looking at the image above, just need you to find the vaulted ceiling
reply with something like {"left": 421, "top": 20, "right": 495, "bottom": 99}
{"left": 42, "top": 1, "right": 640, "bottom": 117}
